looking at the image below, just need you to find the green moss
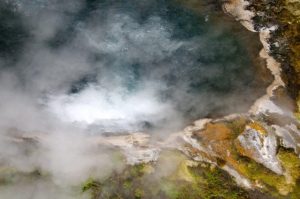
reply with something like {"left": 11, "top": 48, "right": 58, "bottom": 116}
{"left": 81, "top": 177, "right": 102, "bottom": 199}
{"left": 296, "top": 99, "right": 300, "bottom": 121}
{"left": 160, "top": 181, "right": 180, "bottom": 199}
{"left": 134, "top": 188, "right": 144, "bottom": 199}
{"left": 232, "top": 146, "right": 300, "bottom": 197}
{"left": 234, "top": 153, "right": 288, "bottom": 195}
{"left": 187, "top": 165, "right": 249, "bottom": 199}
{"left": 129, "top": 164, "right": 146, "bottom": 177}
{"left": 0, "top": 168, "right": 45, "bottom": 186}
{"left": 167, "top": 162, "right": 251, "bottom": 199}
{"left": 168, "top": 166, "right": 246, "bottom": 199}
{"left": 289, "top": 180, "right": 300, "bottom": 199}
{"left": 123, "top": 180, "right": 132, "bottom": 189}
{"left": 278, "top": 148, "right": 300, "bottom": 183}
{"left": 259, "top": 147, "right": 300, "bottom": 196}
{"left": 83, "top": 151, "right": 252, "bottom": 199}
{"left": 82, "top": 178, "right": 97, "bottom": 192}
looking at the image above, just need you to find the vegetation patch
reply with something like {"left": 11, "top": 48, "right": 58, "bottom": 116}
{"left": 82, "top": 150, "right": 255, "bottom": 199}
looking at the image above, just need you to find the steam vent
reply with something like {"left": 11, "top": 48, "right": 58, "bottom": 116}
{"left": 0, "top": 0, "right": 299, "bottom": 198}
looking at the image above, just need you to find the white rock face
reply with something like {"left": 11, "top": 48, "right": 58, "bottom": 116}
{"left": 183, "top": 118, "right": 212, "bottom": 134}
{"left": 124, "top": 147, "right": 160, "bottom": 165}
{"left": 236, "top": 126, "right": 283, "bottom": 174}
{"left": 272, "top": 124, "right": 300, "bottom": 155}
{"left": 91, "top": 133, "right": 160, "bottom": 165}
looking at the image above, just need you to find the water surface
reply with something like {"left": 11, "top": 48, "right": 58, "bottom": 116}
{"left": 0, "top": 0, "right": 271, "bottom": 133}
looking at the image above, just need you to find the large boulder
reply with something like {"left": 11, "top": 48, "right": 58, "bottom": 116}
{"left": 235, "top": 124, "right": 283, "bottom": 174}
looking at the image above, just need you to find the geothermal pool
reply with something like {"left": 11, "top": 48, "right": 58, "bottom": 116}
{"left": 1, "top": 0, "right": 271, "bottom": 133}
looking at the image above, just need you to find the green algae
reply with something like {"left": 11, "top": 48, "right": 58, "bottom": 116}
{"left": 277, "top": 148, "right": 300, "bottom": 186}
{"left": 237, "top": 156, "right": 287, "bottom": 195}
{"left": 230, "top": 146, "right": 300, "bottom": 198}
{"left": 134, "top": 188, "right": 144, "bottom": 199}
{"left": 185, "top": 165, "right": 248, "bottom": 199}
{"left": 80, "top": 145, "right": 300, "bottom": 198}
{"left": 0, "top": 168, "right": 45, "bottom": 186}
{"left": 82, "top": 151, "right": 252, "bottom": 199}
{"left": 82, "top": 178, "right": 100, "bottom": 193}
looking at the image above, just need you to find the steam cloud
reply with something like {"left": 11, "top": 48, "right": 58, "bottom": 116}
{"left": 0, "top": 0, "right": 266, "bottom": 198}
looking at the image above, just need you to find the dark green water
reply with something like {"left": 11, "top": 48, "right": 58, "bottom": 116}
{"left": 0, "top": 0, "right": 271, "bottom": 132}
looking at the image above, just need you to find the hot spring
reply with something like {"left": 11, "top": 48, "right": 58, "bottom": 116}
{"left": 1, "top": 0, "right": 271, "bottom": 134}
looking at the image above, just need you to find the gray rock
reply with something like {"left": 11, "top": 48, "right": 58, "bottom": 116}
{"left": 236, "top": 125, "right": 283, "bottom": 174}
